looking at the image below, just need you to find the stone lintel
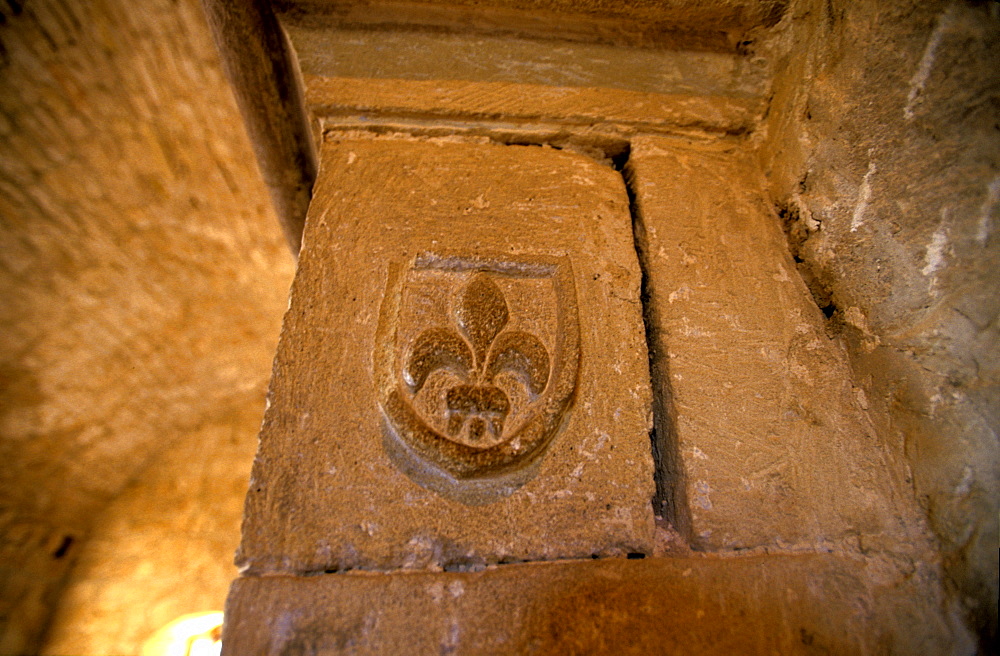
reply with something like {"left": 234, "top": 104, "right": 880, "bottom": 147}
{"left": 287, "top": 27, "right": 768, "bottom": 99}
{"left": 305, "top": 76, "right": 765, "bottom": 137}
{"left": 222, "top": 554, "right": 956, "bottom": 655}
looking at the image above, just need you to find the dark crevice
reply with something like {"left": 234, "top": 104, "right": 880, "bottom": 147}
{"left": 619, "top": 155, "right": 692, "bottom": 539}
{"left": 775, "top": 198, "right": 838, "bottom": 320}
{"left": 609, "top": 145, "right": 632, "bottom": 172}
{"left": 296, "top": 550, "right": 651, "bottom": 577}
{"left": 320, "top": 117, "right": 738, "bottom": 161}
{"left": 442, "top": 559, "right": 487, "bottom": 573}
{"left": 52, "top": 535, "right": 74, "bottom": 560}
{"left": 324, "top": 121, "right": 637, "bottom": 168}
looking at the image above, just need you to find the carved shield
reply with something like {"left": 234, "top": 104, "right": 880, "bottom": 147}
{"left": 375, "top": 253, "right": 579, "bottom": 498}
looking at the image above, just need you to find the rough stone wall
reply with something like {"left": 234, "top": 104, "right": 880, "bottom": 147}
{"left": 40, "top": 398, "right": 261, "bottom": 656}
{"left": 0, "top": 0, "right": 293, "bottom": 653}
{"left": 758, "top": 0, "right": 999, "bottom": 645}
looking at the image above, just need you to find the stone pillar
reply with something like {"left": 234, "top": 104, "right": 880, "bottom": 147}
{"left": 223, "top": 135, "right": 961, "bottom": 655}
{"left": 224, "top": 137, "right": 657, "bottom": 650}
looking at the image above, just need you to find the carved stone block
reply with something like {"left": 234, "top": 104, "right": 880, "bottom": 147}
{"left": 237, "top": 139, "right": 655, "bottom": 573}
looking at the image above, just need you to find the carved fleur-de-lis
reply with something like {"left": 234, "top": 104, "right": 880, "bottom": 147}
{"left": 403, "top": 273, "right": 550, "bottom": 443}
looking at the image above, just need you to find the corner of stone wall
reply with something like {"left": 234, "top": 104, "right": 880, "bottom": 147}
{"left": 754, "top": 0, "right": 999, "bottom": 647}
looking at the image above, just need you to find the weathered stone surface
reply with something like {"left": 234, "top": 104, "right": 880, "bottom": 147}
{"left": 629, "top": 136, "right": 929, "bottom": 551}
{"left": 305, "top": 77, "right": 764, "bottom": 138}
{"left": 288, "top": 27, "right": 769, "bottom": 98}
{"left": 277, "top": 0, "right": 788, "bottom": 48}
{"left": 760, "top": 0, "right": 999, "bottom": 641}
{"left": 40, "top": 397, "right": 261, "bottom": 656}
{"left": 202, "top": 0, "right": 317, "bottom": 253}
{"left": 0, "top": 0, "right": 293, "bottom": 651}
{"left": 238, "top": 137, "right": 655, "bottom": 573}
{"left": 223, "top": 554, "right": 961, "bottom": 655}
{"left": 5, "top": 0, "right": 995, "bottom": 649}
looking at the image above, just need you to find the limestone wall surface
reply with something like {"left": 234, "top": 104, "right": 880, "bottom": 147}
{"left": 759, "top": 0, "right": 999, "bottom": 644}
{"left": 0, "top": 0, "right": 293, "bottom": 652}
{"left": 40, "top": 399, "right": 261, "bottom": 656}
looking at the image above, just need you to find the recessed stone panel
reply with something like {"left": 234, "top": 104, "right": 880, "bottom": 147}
{"left": 237, "top": 138, "right": 655, "bottom": 573}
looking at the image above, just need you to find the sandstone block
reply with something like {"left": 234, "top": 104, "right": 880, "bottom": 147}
{"left": 223, "top": 555, "right": 956, "bottom": 655}
{"left": 628, "top": 136, "right": 926, "bottom": 551}
{"left": 237, "top": 138, "right": 655, "bottom": 573}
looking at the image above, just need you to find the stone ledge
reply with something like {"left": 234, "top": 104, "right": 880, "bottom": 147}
{"left": 305, "top": 77, "right": 764, "bottom": 136}
{"left": 223, "top": 553, "right": 961, "bottom": 655}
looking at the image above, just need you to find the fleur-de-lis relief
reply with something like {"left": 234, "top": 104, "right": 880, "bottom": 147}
{"left": 377, "top": 254, "right": 578, "bottom": 494}
{"left": 403, "top": 273, "right": 550, "bottom": 445}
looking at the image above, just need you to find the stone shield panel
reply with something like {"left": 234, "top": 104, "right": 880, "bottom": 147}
{"left": 375, "top": 253, "right": 579, "bottom": 502}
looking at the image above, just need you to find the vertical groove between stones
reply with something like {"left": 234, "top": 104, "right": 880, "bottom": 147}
{"left": 620, "top": 156, "right": 693, "bottom": 538}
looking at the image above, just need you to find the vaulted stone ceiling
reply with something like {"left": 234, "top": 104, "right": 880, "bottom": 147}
{"left": 0, "top": 1, "right": 293, "bottom": 652}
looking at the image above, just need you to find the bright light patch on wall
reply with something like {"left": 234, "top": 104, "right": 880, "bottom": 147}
{"left": 142, "top": 612, "right": 223, "bottom": 656}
